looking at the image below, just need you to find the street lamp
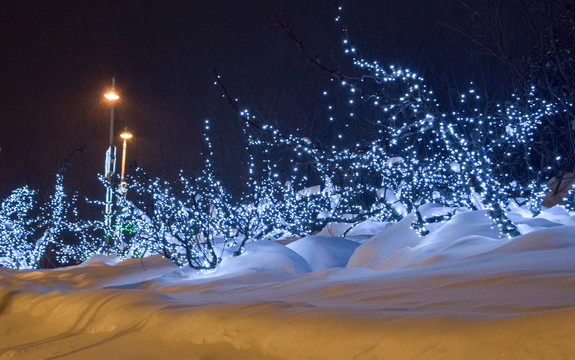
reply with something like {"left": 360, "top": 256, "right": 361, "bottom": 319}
{"left": 119, "top": 129, "right": 133, "bottom": 195}
{"left": 104, "top": 78, "right": 119, "bottom": 228}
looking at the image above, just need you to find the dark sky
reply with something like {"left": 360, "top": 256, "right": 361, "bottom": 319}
{"left": 0, "top": 0, "right": 521, "bottom": 201}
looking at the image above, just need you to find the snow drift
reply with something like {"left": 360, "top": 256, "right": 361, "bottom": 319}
{"left": 1, "top": 206, "right": 575, "bottom": 359}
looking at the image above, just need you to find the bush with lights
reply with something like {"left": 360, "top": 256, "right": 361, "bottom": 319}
{"left": 2, "top": 3, "right": 573, "bottom": 270}
{"left": 0, "top": 174, "right": 94, "bottom": 269}
{"left": 215, "top": 5, "right": 572, "bottom": 239}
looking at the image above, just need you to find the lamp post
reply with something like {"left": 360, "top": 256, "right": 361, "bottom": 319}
{"left": 119, "top": 129, "right": 133, "bottom": 196}
{"left": 104, "top": 78, "right": 119, "bottom": 228}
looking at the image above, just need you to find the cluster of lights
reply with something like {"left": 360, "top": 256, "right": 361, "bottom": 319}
{"left": 0, "top": 186, "right": 38, "bottom": 268}
{"left": 210, "top": 3, "right": 572, "bottom": 239}
{"left": 2, "top": 4, "right": 573, "bottom": 270}
{"left": 0, "top": 175, "right": 97, "bottom": 269}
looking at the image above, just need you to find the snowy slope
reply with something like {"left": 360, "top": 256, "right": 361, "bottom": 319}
{"left": 1, "top": 206, "right": 575, "bottom": 359}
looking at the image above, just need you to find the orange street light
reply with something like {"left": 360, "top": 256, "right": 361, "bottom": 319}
{"left": 120, "top": 131, "right": 133, "bottom": 140}
{"left": 104, "top": 91, "right": 120, "bottom": 101}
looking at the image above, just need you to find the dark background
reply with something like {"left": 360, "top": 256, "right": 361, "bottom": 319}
{"left": 0, "top": 0, "right": 523, "bottom": 205}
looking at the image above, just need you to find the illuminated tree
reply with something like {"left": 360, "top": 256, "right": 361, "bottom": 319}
{"left": 0, "top": 174, "right": 90, "bottom": 269}
{"left": 4, "top": 2, "right": 573, "bottom": 270}
{"left": 215, "top": 4, "right": 569, "bottom": 237}
{"left": 445, "top": 0, "right": 575, "bottom": 193}
{"left": 103, "top": 168, "right": 233, "bottom": 269}
{"left": 0, "top": 186, "right": 38, "bottom": 268}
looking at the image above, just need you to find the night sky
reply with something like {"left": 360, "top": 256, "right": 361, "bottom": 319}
{"left": 0, "top": 0, "right": 521, "bottom": 202}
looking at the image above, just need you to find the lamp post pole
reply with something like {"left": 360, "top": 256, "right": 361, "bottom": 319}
{"left": 119, "top": 129, "right": 133, "bottom": 196}
{"left": 104, "top": 78, "right": 120, "bottom": 229}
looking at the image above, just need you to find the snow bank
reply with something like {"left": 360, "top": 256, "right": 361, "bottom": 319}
{"left": 1, "top": 207, "right": 575, "bottom": 359}
{"left": 346, "top": 212, "right": 422, "bottom": 269}
{"left": 287, "top": 235, "right": 359, "bottom": 271}
{"left": 509, "top": 203, "right": 575, "bottom": 234}
{"left": 213, "top": 240, "right": 312, "bottom": 277}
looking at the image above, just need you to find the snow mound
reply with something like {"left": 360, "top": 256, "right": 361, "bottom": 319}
{"left": 509, "top": 204, "right": 575, "bottom": 234}
{"left": 421, "top": 210, "right": 502, "bottom": 245}
{"left": 287, "top": 235, "right": 360, "bottom": 272}
{"left": 345, "top": 220, "right": 393, "bottom": 239}
{"left": 346, "top": 212, "right": 422, "bottom": 269}
{"left": 79, "top": 254, "right": 122, "bottom": 266}
{"left": 215, "top": 240, "right": 312, "bottom": 277}
{"left": 484, "top": 225, "right": 575, "bottom": 254}
{"left": 347, "top": 210, "right": 506, "bottom": 271}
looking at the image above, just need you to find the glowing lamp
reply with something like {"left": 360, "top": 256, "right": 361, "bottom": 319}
{"left": 104, "top": 92, "right": 120, "bottom": 101}
{"left": 120, "top": 131, "right": 133, "bottom": 140}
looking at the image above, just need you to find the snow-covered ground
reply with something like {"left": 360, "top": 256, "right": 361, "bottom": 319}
{"left": 1, "top": 205, "right": 575, "bottom": 359}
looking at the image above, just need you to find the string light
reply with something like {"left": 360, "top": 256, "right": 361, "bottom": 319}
{"left": 1, "top": 3, "right": 572, "bottom": 269}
